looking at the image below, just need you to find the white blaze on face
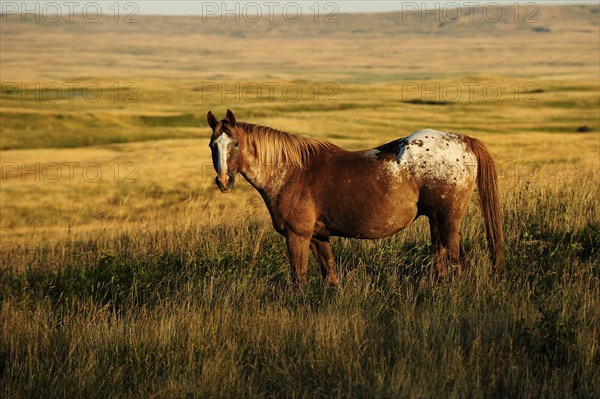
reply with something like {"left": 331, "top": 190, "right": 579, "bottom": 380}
{"left": 214, "top": 134, "right": 232, "bottom": 176}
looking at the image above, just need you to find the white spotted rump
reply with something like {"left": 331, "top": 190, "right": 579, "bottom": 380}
{"left": 397, "top": 129, "right": 477, "bottom": 186}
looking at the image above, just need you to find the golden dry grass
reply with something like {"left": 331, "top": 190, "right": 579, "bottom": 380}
{"left": 1, "top": 5, "right": 599, "bottom": 398}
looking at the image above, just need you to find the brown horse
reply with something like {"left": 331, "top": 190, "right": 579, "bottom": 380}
{"left": 208, "top": 110, "right": 502, "bottom": 286}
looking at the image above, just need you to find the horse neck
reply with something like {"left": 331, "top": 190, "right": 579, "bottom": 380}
{"left": 238, "top": 145, "right": 295, "bottom": 198}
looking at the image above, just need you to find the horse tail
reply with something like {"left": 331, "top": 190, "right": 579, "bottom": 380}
{"left": 467, "top": 137, "right": 504, "bottom": 271}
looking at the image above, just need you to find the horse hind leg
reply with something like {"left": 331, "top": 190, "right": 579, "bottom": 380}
{"left": 428, "top": 216, "right": 448, "bottom": 278}
{"left": 429, "top": 213, "right": 469, "bottom": 279}
{"left": 310, "top": 237, "right": 339, "bottom": 287}
{"left": 458, "top": 235, "right": 470, "bottom": 275}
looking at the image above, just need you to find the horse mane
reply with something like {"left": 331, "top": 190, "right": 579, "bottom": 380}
{"left": 237, "top": 122, "right": 337, "bottom": 169}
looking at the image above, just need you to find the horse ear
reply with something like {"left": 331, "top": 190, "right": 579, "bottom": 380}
{"left": 226, "top": 109, "right": 236, "bottom": 125}
{"left": 207, "top": 111, "right": 217, "bottom": 129}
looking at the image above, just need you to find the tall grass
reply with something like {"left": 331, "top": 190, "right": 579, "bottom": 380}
{"left": 1, "top": 7, "right": 599, "bottom": 397}
{"left": 1, "top": 165, "right": 598, "bottom": 398}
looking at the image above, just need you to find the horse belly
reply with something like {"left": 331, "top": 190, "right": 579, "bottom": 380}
{"left": 322, "top": 179, "right": 419, "bottom": 239}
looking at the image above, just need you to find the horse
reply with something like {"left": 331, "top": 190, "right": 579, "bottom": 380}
{"left": 207, "top": 109, "right": 503, "bottom": 286}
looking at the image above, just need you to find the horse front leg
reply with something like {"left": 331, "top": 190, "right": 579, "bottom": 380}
{"left": 285, "top": 232, "right": 311, "bottom": 286}
{"left": 310, "top": 237, "right": 339, "bottom": 287}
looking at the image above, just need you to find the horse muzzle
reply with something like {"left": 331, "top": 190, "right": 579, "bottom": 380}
{"left": 215, "top": 174, "right": 234, "bottom": 193}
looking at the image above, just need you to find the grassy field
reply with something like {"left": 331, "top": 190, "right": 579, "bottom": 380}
{"left": 1, "top": 5, "right": 599, "bottom": 398}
